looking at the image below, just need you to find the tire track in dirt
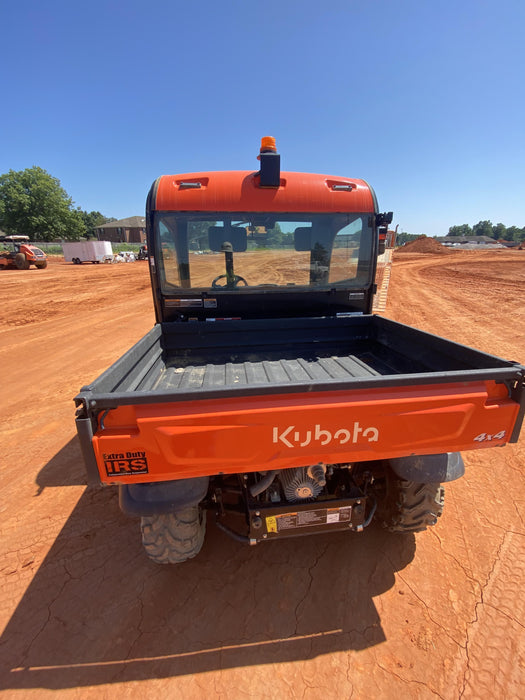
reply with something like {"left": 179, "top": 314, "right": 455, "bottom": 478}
{"left": 460, "top": 531, "right": 525, "bottom": 699}
{"left": 385, "top": 249, "right": 525, "bottom": 699}
{"left": 385, "top": 251, "right": 525, "bottom": 363}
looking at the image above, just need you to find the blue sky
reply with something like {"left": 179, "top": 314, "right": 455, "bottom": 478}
{"left": 1, "top": 0, "right": 524, "bottom": 236}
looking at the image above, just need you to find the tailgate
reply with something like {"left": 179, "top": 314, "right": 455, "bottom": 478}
{"left": 88, "top": 378, "right": 522, "bottom": 484}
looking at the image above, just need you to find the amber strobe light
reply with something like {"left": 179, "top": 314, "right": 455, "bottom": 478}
{"left": 260, "top": 136, "right": 277, "bottom": 153}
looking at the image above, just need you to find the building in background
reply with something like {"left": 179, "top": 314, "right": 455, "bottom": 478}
{"left": 437, "top": 236, "right": 505, "bottom": 249}
{"left": 95, "top": 216, "right": 146, "bottom": 244}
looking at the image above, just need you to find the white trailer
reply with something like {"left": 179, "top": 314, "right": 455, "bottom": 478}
{"left": 62, "top": 241, "right": 113, "bottom": 264}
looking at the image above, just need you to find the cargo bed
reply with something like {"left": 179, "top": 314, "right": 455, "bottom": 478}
{"left": 78, "top": 315, "right": 525, "bottom": 407}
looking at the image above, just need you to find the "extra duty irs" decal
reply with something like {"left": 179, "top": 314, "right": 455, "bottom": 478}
{"left": 104, "top": 451, "right": 149, "bottom": 476}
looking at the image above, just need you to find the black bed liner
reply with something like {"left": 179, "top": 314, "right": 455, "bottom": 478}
{"left": 156, "top": 351, "right": 380, "bottom": 391}
{"left": 76, "top": 315, "right": 525, "bottom": 417}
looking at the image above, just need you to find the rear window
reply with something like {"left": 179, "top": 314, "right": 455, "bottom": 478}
{"left": 155, "top": 212, "right": 373, "bottom": 292}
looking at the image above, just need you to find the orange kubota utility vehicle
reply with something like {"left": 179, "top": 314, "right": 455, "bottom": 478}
{"left": 0, "top": 235, "right": 48, "bottom": 269}
{"left": 75, "top": 138, "right": 525, "bottom": 564}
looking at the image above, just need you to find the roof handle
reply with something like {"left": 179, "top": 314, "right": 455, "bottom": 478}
{"left": 179, "top": 182, "right": 202, "bottom": 189}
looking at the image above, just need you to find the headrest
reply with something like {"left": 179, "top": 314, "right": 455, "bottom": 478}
{"left": 208, "top": 226, "right": 247, "bottom": 252}
{"left": 294, "top": 227, "right": 313, "bottom": 251}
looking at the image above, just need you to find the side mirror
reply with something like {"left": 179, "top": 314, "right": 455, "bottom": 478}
{"left": 376, "top": 212, "right": 393, "bottom": 226}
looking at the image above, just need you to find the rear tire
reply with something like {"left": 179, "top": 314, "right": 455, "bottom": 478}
{"left": 375, "top": 466, "right": 444, "bottom": 533}
{"left": 141, "top": 507, "right": 206, "bottom": 564}
{"left": 15, "top": 253, "right": 29, "bottom": 270}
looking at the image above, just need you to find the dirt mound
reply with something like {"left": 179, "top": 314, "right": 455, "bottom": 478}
{"left": 396, "top": 236, "right": 451, "bottom": 254}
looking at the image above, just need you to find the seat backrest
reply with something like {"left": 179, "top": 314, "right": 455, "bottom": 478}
{"left": 294, "top": 227, "right": 313, "bottom": 251}
{"left": 208, "top": 226, "right": 247, "bottom": 252}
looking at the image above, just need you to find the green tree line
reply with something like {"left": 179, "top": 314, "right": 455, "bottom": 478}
{"left": 448, "top": 220, "right": 525, "bottom": 243}
{"left": 0, "top": 166, "right": 115, "bottom": 241}
{"left": 396, "top": 232, "right": 421, "bottom": 246}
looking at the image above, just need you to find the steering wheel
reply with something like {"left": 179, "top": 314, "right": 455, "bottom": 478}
{"left": 211, "top": 274, "right": 248, "bottom": 289}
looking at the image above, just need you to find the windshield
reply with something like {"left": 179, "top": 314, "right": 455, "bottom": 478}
{"left": 155, "top": 212, "right": 373, "bottom": 292}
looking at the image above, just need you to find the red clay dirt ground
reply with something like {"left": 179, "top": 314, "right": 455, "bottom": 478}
{"left": 0, "top": 251, "right": 524, "bottom": 699}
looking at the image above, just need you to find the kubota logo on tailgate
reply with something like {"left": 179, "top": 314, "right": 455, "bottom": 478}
{"left": 273, "top": 422, "right": 379, "bottom": 448}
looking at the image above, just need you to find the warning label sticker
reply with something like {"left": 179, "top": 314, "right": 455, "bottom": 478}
{"left": 266, "top": 506, "right": 352, "bottom": 533}
{"left": 265, "top": 516, "right": 277, "bottom": 533}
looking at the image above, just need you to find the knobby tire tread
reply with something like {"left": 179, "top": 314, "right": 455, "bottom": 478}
{"left": 141, "top": 507, "right": 206, "bottom": 564}
{"left": 377, "top": 468, "right": 445, "bottom": 533}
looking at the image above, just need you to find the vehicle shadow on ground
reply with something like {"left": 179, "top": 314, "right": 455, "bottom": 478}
{"left": 35, "top": 437, "right": 87, "bottom": 492}
{"left": 1, "top": 439, "right": 416, "bottom": 690}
